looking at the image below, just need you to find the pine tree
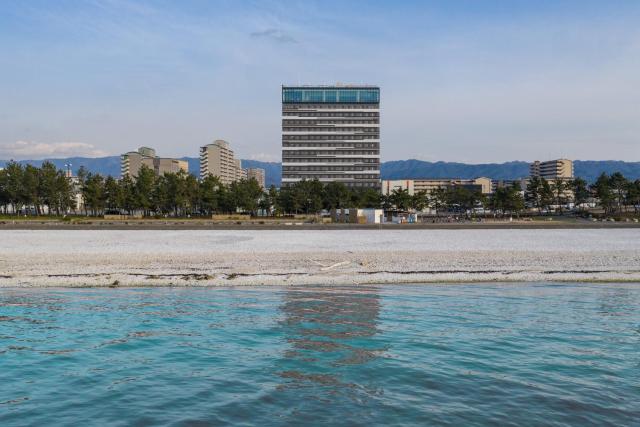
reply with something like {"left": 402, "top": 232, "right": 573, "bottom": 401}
{"left": 592, "top": 173, "right": 613, "bottom": 214}
{"left": 572, "top": 177, "right": 590, "bottom": 212}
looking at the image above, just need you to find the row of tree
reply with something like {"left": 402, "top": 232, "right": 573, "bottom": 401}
{"left": 0, "top": 162, "right": 381, "bottom": 216}
{"left": 382, "top": 184, "right": 524, "bottom": 217}
{"left": 0, "top": 162, "right": 75, "bottom": 215}
{"left": 80, "top": 165, "right": 264, "bottom": 216}
{"left": 1, "top": 161, "right": 639, "bottom": 217}
{"left": 589, "top": 172, "right": 640, "bottom": 214}
{"left": 526, "top": 173, "right": 640, "bottom": 214}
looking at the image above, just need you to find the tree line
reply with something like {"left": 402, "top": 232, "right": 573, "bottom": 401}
{"left": 0, "top": 162, "right": 381, "bottom": 217}
{"left": 588, "top": 172, "right": 640, "bottom": 214}
{"left": 1, "top": 161, "right": 638, "bottom": 217}
{"left": 382, "top": 183, "right": 525, "bottom": 217}
{"left": 0, "top": 162, "right": 75, "bottom": 215}
{"left": 526, "top": 173, "right": 640, "bottom": 214}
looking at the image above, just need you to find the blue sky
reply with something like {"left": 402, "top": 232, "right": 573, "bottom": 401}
{"left": 1, "top": 0, "right": 639, "bottom": 162}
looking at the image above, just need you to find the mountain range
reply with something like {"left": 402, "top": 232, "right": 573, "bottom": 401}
{"left": 1, "top": 157, "right": 639, "bottom": 187}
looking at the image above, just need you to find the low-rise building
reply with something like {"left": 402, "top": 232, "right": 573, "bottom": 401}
{"left": 492, "top": 178, "right": 529, "bottom": 193}
{"left": 332, "top": 208, "right": 384, "bottom": 224}
{"left": 121, "top": 147, "right": 188, "bottom": 178}
{"left": 382, "top": 180, "right": 414, "bottom": 195}
{"left": 381, "top": 177, "right": 492, "bottom": 196}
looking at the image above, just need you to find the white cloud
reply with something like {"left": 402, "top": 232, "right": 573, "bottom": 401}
{"left": 250, "top": 28, "right": 298, "bottom": 44}
{"left": 0, "top": 141, "right": 109, "bottom": 160}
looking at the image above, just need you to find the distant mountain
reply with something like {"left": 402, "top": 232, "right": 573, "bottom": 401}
{"left": 0, "top": 156, "right": 123, "bottom": 177}
{"left": 380, "top": 159, "right": 640, "bottom": 182}
{"left": 381, "top": 160, "right": 531, "bottom": 180}
{"left": 2, "top": 157, "right": 639, "bottom": 186}
{"left": 382, "top": 159, "right": 640, "bottom": 183}
{"left": 573, "top": 161, "right": 640, "bottom": 183}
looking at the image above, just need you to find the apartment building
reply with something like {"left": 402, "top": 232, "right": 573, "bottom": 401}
{"left": 382, "top": 177, "right": 492, "bottom": 196}
{"left": 234, "top": 159, "right": 247, "bottom": 182}
{"left": 200, "top": 140, "right": 246, "bottom": 185}
{"left": 282, "top": 85, "right": 380, "bottom": 188}
{"left": 246, "top": 168, "right": 266, "bottom": 189}
{"left": 121, "top": 147, "right": 188, "bottom": 178}
{"left": 530, "top": 159, "right": 574, "bottom": 180}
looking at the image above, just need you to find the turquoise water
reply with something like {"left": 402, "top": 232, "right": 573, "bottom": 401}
{"left": 1, "top": 284, "right": 639, "bottom": 426}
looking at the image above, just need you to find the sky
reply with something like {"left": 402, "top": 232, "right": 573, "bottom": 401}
{"left": 1, "top": 0, "right": 639, "bottom": 163}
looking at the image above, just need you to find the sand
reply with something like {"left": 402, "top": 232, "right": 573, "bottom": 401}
{"left": 1, "top": 229, "right": 640, "bottom": 287}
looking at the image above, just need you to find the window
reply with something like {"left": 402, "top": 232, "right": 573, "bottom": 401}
{"left": 283, "top": 88, "right": 379, "bottom": 104}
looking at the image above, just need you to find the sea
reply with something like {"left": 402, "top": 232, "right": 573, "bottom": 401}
{"left": 1, "top": 283, "right": 639, "bottom": 426}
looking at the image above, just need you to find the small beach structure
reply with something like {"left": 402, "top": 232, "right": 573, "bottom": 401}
{"left": 331, "top": 208, "right": 384, "bottom": 224}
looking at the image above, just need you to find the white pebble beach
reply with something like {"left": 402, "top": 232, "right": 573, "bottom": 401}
{"left": 1, "top": 229, "right": 640, "bottom": 287}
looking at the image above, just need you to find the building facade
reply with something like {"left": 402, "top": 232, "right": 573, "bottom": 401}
{"left": 234, "top": 159, "right": 247, "bottom": 182}
{"left": 382, "top": 180, "right": 415, "bottom": 195}
{"left": 121, "top": 147, "right": 188, "bottom": 178}
{"left": 282, "top": 85, "right": 380, "bottom": 188}
{"left": 530, "top": 159, "right": 574, "bottom": 180}
{"left": 246, "top": 168, "right": 266, "bottom": 189}
{"left": 200, "top": 140, "right": 246, "bottom": 185}
{"left": 382, "top": 177, "right": 492, "bottom": 196}
{"left": 491, "top": 178, "right": 529, "bottom": 193}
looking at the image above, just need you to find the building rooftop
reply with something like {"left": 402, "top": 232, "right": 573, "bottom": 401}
{"left": 282, "top": 84, "right": 379, "bottom": 88}
{"left": 282, "top": 86, "right": 380, "bottom": 103}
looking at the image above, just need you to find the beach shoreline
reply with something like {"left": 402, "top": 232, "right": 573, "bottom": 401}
{"left": 2, "top": 229, "right": 640, "bottom": 287}
{"left": 1, "top": 219, "right": 639, "bottom": 230}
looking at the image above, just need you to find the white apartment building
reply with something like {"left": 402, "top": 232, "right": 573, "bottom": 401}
{"left": 121, "top": 147, "right": 188, "bottom": 178}
{"left": 530, "top": 159, "right": 574, "bottom": 180}
{"left": 200, "top": 140, "right": 246, "bottom": 185}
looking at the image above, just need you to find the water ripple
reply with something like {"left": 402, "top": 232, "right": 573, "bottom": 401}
{"left": 1, "top": 284, "right": 639, "bottom": 426}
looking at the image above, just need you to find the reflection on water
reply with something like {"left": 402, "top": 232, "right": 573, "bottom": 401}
{"left": 277, "top": 287, "right": 384, "bottom": 392}
{"left": 271, "top": 286, "right": 389, "bottom": 422}
{"left": 1, "top": 284, "right": 640, "bottom": 426}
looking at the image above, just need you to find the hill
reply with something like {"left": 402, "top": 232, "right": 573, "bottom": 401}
{"left": 381, "top": 160, "right": 530, "bottom": 180}
{"left": 2, "top": 157, "right": 639, "bottom": 186}
{"left": 382, "top": 159, "right": 640, "bottom": 182}
{"left": 0, "top": 156, "right": 123, "bottom": 177}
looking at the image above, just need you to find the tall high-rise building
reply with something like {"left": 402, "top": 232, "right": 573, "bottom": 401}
{"left": 121, "top": 147, "right": 188, "bottom": 178}
{"left": 246, "top": 168, "right": 266, "bottom": 189}
{"left": 530, "top": 159, "right": 574, "bottom": 180}
{"left": 281, "top": 85, "right": 380, "bottom": 188}
{"left": 200, "top": 139, "right": 246, "bottom": 185}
